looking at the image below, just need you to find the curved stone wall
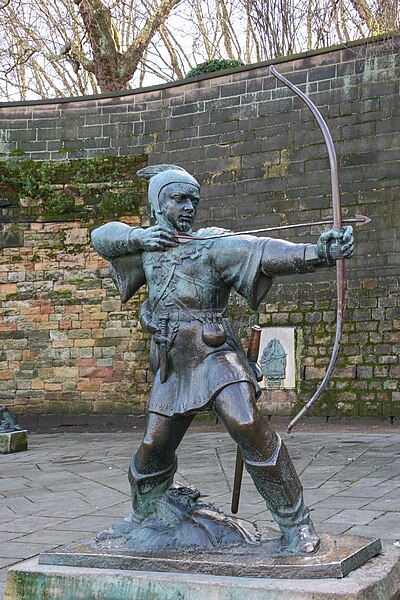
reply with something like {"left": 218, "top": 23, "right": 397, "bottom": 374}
{"left": 0, "top": 36, "right": 399, "bottom": 426}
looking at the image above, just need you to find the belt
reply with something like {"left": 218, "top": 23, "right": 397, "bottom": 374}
{"left": 154, "top": 309, "right": 227, "bottom": 324}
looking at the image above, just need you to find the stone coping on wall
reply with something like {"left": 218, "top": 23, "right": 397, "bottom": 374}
{"left": 0, "top": 33, "right": 398, "bottom": 108}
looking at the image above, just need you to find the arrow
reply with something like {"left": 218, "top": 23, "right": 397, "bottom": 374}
{"left": 175, "top": 214, "right": 370, "bottom": 243}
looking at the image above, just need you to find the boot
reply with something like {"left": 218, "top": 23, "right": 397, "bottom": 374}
{"left": 244, "top": 435, "right": 320, "bottom": 554}
{"left": 128, "top": 455, "right": 177, "bottom": 522}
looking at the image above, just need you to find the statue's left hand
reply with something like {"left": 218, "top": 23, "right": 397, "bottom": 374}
{"left": 317, "top": 225, "right": 354, "bottom": 264}
{"left": 131, "top": 225, "right": 178, "bottom": 251}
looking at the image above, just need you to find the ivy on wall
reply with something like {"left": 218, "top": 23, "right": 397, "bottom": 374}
{"left": 0, "top": 154, "right": 148, "bottom": 223}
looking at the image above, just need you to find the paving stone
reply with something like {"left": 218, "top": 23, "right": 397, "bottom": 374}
{"left": 336, "top": 485, "right": 395, "bottom": 498}
{"left": 0, "top": 541, "right": 49, "bottom": 560}
{"left": 366, "top": 513, "right": 400, "bottom": 529}
{"left": 18, "top": 530, "right": 89, "bottom": 545}
{"left": 0, "top": 558, "right": 18, "bottom": 570}
{"left": 315, "top": 523, "right": 353, "bottom": 536}
{"left": 367, "top": 497, "right": 400, "bottom": 512}
{"left": 50, "top": 515, "right": 117, "bottom": 533}
{"left": 309, "top": 507, "right": 340, "bottom": 522}
{"left": 0, "top": 506, "right": 18, "bottom": 526}
{"left": 1, "top": 516, "right": 66, "bottom": 535}
{"left": 314, "top": 496, "right": 371, "bottom": 510}
{"left": 346, "top": 525, "right": 399, "bottom": 542}
{"left": 322, "top": 509, "right": 384, "bottom": 526}
{"left": 0, "top": 533, "right": 22, "bottom": 545}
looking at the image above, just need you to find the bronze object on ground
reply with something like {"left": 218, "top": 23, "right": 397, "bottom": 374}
{"left": 0, "top": 406, "right": 22, "bottom": 433}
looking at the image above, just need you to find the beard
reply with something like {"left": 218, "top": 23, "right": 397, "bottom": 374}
{"left": 177, "top": 216, "right": 193, "bottom": 232}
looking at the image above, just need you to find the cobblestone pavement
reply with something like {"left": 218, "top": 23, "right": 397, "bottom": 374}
{"left": 1, "top": 427, "right": 400, "bottom": 598}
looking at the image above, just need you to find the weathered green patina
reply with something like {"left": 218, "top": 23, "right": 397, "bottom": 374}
{"left": 90, "top": 164, "right": 354, "bottom": 557}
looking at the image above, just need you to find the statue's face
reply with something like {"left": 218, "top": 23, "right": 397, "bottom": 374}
{"left": 158, "top": 183, "right": 200, "bottom": 232}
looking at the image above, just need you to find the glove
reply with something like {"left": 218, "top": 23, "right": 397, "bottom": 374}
{"left": 316, "top": 225, "right": 354, "bottom": 265}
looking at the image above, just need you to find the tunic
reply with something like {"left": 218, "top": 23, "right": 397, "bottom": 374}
{"left": 91, "top": 223, "right": 321, "bottom": 417}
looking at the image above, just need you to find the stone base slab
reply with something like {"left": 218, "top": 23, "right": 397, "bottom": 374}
{"left": 5, "top": 546, "right": 400, "bottom": 600}
{"left": 0, "top": 430, "right": 27, "bottom": 454}
{"left": 39, "top": 534, "right": 382, "bottom": 579}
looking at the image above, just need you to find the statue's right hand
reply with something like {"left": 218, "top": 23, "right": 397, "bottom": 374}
{"left": 130, "top": 226, "right": 178, "bottom": 251}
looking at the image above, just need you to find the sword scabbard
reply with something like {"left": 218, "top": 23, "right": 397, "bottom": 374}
{"left": 159, "top": 314, "right": 169, "bottom": 384}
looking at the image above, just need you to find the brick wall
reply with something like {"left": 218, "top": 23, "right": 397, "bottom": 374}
{"left": 0, "top": 36, "right": 399, "bottom": 425}
{"left": 0, "top": 155, "right": 153, "bottom": 427}
{"left": 0, "top": 220, "right": 153, "bottom": 423}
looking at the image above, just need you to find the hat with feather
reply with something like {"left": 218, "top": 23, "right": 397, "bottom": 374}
{"left": 137, "top": 164, "right": 200, "bottom": 214}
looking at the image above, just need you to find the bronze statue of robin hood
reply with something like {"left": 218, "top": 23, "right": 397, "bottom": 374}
{"left": 91, "top": 164, "right": 354, "bottom": 555}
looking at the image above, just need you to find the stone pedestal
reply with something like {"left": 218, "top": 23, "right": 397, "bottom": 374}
{"left": 5, "top": 546, "right": 400, "bottom": 600}
{"left": 0, "top": 430, "right": 27, "bottom": 454}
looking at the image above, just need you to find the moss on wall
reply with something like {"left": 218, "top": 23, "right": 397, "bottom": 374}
{"left": 0, "top": 155, "right": 147, "bottom": 223}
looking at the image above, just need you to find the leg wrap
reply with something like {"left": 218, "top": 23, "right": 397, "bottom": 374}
{"left": 244, "top": 435, "right": 319, "bottom": 553}
{"left": 244, "top": 436, "right": 307, "bottom": 529}
{"left": 128, "top": 455, "right": 177, "bottom": 519}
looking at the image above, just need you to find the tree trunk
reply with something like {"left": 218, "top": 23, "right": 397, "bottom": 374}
{"left": 73, "top": 0, "right": 182, "bottom": 92}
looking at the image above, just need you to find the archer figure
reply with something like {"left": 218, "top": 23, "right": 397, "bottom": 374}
{"left": 91, "top": 164, "right": 354, "bottom": 554}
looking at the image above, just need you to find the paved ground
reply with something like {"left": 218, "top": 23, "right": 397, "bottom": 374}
{"left": 1, "top": 424, "right": 400, "bottom": 598}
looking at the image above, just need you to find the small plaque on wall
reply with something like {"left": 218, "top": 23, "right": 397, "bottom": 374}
{"left": 258, "top": 327, "right": 296, "bottom": 389}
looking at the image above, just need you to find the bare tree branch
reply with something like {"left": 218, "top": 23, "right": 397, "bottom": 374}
{"left": 122, "top": 0, "right": 183, "bottom": 78}
{"left": 0, "top": 0, "right": 398, "bottom": 100}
